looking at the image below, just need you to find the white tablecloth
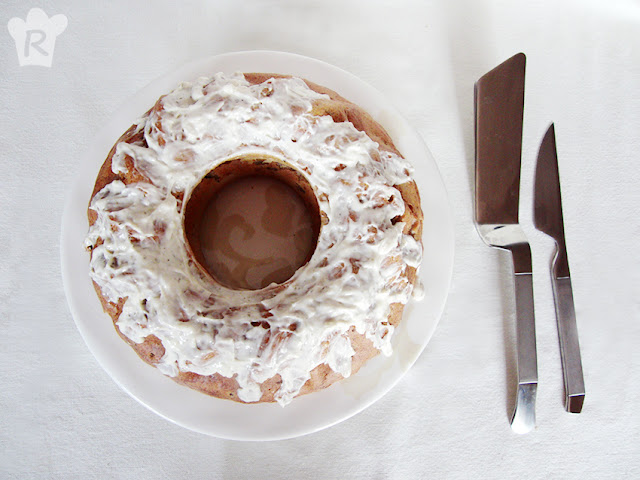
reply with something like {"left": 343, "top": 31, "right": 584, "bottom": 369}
{"left": 2, "top": 0, "right": 639, "bottom": 477}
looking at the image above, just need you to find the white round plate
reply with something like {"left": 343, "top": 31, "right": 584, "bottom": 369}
{"left": 61, "top": 50, "right": 454, "bottom": 441}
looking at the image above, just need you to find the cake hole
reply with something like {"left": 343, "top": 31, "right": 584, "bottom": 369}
{"left": 184, "top": 155, "right": 321, "bottom": 291}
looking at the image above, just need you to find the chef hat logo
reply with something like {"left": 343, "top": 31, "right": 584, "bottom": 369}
{"left": 7, "top": 8, "right": 68, "bottom": 67}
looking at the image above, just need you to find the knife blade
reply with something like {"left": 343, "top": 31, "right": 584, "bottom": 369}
{"left": 534, "top": 124, "right": 585, "bottom": 413}
{"left": 474, "top": 53, "right": 538, "bottom": 433}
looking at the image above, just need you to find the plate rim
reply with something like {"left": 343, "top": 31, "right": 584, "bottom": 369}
{"left": 60, "top": 50, "right": 454, "bottom": 441}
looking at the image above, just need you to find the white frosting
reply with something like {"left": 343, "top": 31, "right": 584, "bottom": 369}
{"left": 86, "top": 73, "right": 422, "bottom": 405}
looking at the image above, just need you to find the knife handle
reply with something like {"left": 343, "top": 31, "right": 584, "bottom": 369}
{"left": 551, "top": 275, "right": 585, "bottom": 413}
{"left": 509, "top": 242, "right": 538, "bottom": 433}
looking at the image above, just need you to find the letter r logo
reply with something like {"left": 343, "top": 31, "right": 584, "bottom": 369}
{"left": 8, "top": 8, "right": 67, "bottom": 67}
{"left": 25, "top": 29, "right": 49, "bottom": 57}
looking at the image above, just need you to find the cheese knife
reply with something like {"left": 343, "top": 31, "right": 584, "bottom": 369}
{"left": 534, "top": 124, "right": 585, "bottom": 413}
{"left": 474, "top": 53, "right": 538, "bottom": 433}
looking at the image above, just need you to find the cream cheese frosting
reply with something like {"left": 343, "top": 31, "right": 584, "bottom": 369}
{"left": 86, "top": 73, "right": 422, "bottom": 405}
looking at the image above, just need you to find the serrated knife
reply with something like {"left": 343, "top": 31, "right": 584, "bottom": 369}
{"left": 534, "top": 124, "right": 585, "bottom": 413}
{"left": 474, "top": 53, "right": 538, "bottom": 434}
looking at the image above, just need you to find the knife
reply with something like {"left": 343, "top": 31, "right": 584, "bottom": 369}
{"left": 534, "top": 124, "right": 585, "bottom": 413}
{"left": 474, "top": 53, "right": 538, "bottom": 433}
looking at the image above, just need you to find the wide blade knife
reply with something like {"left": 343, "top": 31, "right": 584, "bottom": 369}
{"left": 474, "top": 53, "right": 538, "bottom": 433}
{"left": 534, "top": 124, "right": 585, "bottom": 413}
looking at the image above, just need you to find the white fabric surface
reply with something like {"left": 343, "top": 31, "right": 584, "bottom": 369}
{"left": 1, "top": 0, "right": 639, "bottom": 478}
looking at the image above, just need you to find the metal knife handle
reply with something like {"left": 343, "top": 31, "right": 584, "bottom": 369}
{"left": 551, "top": 275, "right": 585, "bottom": 413}
{"left": 509, "top": 242, "right": 538, "bottom": 433}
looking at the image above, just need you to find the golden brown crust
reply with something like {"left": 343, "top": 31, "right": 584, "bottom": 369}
{"left": 87, "top": 73, "right": 423, "bottom": 404}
